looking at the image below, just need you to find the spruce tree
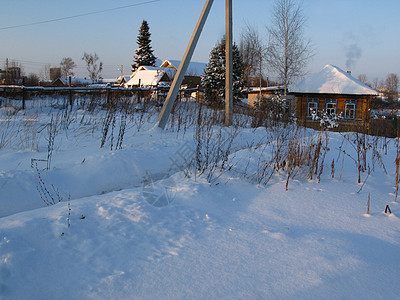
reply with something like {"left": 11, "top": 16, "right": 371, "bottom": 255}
{"left": 132, "top": 20, "right": 157, "bottom": 72}
{"left": 201, "top": 38, "right": 244, "bottom": 104}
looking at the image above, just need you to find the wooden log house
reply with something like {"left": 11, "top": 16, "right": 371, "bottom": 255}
{"left": 290, "top": 65, "right": 378, "bottom": 127}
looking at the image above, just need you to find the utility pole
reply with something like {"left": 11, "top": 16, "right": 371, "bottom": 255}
{"left": 259, "top": 47, "right": 262, "bottom": 102}
{"left": 225, "top": 0, "right": 233, "bottom": 126}
{"left": 120, "top": 65, "right": 123, "bottom": 77}
{"left": 157, "top": 0, "right": 214, "bottom": 129}
{"left": 5, "top": 58, "right": 9, "bottom": 85}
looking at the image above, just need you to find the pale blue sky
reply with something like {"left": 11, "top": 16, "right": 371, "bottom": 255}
{"left": 0, "top": 0, "right": 399, "bottom": 81}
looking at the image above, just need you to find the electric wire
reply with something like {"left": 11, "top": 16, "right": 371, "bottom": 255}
{"left": 0, "top": 0, "right": 160, "bottom": 31}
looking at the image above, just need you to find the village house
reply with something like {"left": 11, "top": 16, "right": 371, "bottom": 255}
{"left": 247, "top": 86, "right": 285, "bottom": 107}
{"left": 125, "top": 66, "right": 175, "bottom": 88}
{"left": 97, "top": 78, "right": 117, "bottom": 87}
{"left": 123, "top": 60, "right": 206, "bottom": 91}
{"left": 248, "top": 65, "right": 378, "bottom": 127}
{"left": 116, "top": 75, "right": 131, "bottom": 87}
{"left": 160, "top": 60, "right": 207, "bottom": 89}
{"left": 51, "top": 77, "right": 92, "bottom": 87}
{"left": 290, "top": 65, "right": 378, "bottom": 125}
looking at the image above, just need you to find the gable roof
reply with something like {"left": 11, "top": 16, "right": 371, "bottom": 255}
{"left": 160, "top": 60, "right": 207, "bottom": 77}
{"left": 126, "top": 67, "right": 173, "bottom": 87}
{"left": 133, "top": 66, "right": 176, "bottom": 79}
{"left": 52, "top": 77, "right": 92, "bottom": 86}
{"left": 291, "top": 65, "right": 378, "bottom": 95}
{"left": 117, "top": 75, "right": 131, "bottom": 83}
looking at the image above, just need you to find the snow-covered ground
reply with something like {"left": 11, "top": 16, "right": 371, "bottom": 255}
{"left": 0, "top": 100, "right": 399, "bottom": 299}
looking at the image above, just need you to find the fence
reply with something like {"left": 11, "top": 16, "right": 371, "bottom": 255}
{"left": 0, "top": 86, "right": 200, "bottom": 110}
{"left": 299, "top": 117, "right": 400, "bottom": 138}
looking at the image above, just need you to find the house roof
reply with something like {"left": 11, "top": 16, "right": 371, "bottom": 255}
{"left": 134, "top": 66, "right": 176, "bottom": 79}
{"left": 291, "top": 65, "right": 378, "bottom": 96}
{"left": 126, "top": 67, "right": 173, "bottom": 87}
{"left": 160, "top": 60, "right": 206, "bottom": 77}
{"left": 247, "top": 86, "right": 285, "bottom": 93}
{"left": 101, "top": 78, "right": 117, "bottom": 83}
{"left": 117, "top": 75, "right": 131, "bottom": 83}
{"left": 54, "top": 78, "right": 92, "bottom": 86}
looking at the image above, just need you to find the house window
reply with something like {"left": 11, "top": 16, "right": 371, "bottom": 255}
{"left": 307, "top": 100, "right": 319, "bottom": 118}
{"left": 344, "top": 101, "right": 357, "bottom": 120}
{"left": 325, "top": 100, "right": 337, "bottom": 116}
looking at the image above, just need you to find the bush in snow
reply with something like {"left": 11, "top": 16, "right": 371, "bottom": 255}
{"left": 193, "top": 105, "right": 239, "bottom": 183}
{"left": 311, "top": 110, "right": 342, "bottom": 130}
{"left": 254, "top": 93, "right": 294, "bottom": 127}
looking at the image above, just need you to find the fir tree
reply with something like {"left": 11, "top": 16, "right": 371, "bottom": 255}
{"left": 201, "top": 38, "right": 244, "bottom": 104}
{"left": 132, "top": 20, "right": 157, "bottom": 72}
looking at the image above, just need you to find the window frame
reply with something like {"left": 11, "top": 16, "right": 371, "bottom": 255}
{"left": 307, "top": 99, "right": 319, "bottom": 118}
{"left": 344, "top": 100, "right": 357, "bottom": 120}
{"left": 325, "top": 100, "right": 337, "bottom": 116}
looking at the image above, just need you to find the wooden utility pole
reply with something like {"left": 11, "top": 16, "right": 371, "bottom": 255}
{"left": 5, "top": 58, "right": 9, "bottom": 85}
{"left": 68, "top": 76, "right": 73, "bottom": 107}
{"left": 157, "top": 0, "right": 214, "bottom": 129}
{"left": 259, "top": 47, "right": 262, "bottom": 102}
{"left": 225, "top": 0, "right": 233, "bottom": 126}
{"left": 22, "top": 77, "right": 25, "bottom": 110}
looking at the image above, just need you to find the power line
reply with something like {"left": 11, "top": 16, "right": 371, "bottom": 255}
{"left": 0, "top": 0, "right": 160, "bottom": 31}
{"left": 0, "top": 58, "right": 124, "bottom": 68}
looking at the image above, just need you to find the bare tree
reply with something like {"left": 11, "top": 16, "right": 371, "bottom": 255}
{"left": 239, "top": 23, "right": 264, "bottom": 86}
{"left": 385, "top": 73, "right": 399, "bottom": 101}
{"left": 357, "top": 74, "right": 371, "bottom": 87}
{"left": 82, "top": 52, "right": 103, "bottom": 83}
{"left": 371, "top": 77, "right": 381, "bottom": 91}
{"left": 8, "top": 59, "right": 24, "bottom": 71}
{"left": 265, "top": 0, "right": 313, "bottom": 97}
{"left": 60, "top": 57, "right": 76, "bottom": 79}
{"left": 39, "top": 64, "right": 51, "bottom": 81}
{"left": 24, "top": 73, "right": 39, "bottom": 86}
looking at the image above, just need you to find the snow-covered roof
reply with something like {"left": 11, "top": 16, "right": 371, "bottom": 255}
{"left": 126, "top": 67, "right": 173, "bottom": 87}
{"left": 291, "top": 65, "right": 378, "bottom": 96}
{"left": 160, "top": 60, "right": 206, "bottom": 77}
{"left": 247, "top": 86, "right": 284, "bottom": 93}
{"left": 117, "top": 75, "right": 131, "bottom": 83}
{"left": 133, "top": 66, "right": 176, "bottom": 79}
{"left": 57, "top": 78, "right": 92, "bottom": 86}
{"left": 101, "top": 78, "right": 117, "bottom": 83}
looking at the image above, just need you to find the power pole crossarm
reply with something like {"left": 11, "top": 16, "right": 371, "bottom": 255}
{"left": 157, "top": 0, "right": 214, "bottom": 129}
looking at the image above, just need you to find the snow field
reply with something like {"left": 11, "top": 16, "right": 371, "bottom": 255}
{"left": 0, "top": 101, "right": 399, "bottom": 299}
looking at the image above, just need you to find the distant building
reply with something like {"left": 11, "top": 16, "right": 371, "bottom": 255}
{"left": 0, "top": 69, "right": 5, "bottom": 84}
{"left": 51, "top": 77, "right": 92, "bottom": 87}
{"left": 160, "top": 60, "right": 206, "bottom": 88}
{"left": 50, "top": 68, "right": 62, "bottom": 81}
{"left": 125, "top": 66, "right": 175, "bottom": 88}
{"left": 100, "top": 78, "right": 118, "bottom": 87}
{"left": 0, "top": 67, "right": 22, "bottom": 84}
{"left": 247, "top": 86, "right": 284, "bottom": 107}
{"left": 116, "top": 75, "right": 131, "bottom": 87}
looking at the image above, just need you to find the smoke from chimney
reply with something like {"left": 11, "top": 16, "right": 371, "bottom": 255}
{"left": 345, "top": 44, "right": 362, "bottom": 70}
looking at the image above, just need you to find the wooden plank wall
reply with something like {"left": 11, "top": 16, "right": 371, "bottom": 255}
{"left": 295, "top": 94, "right": 371, "bottom": 122}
